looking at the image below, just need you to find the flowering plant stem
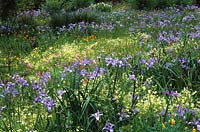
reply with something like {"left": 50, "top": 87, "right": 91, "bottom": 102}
{"left": 164, "top": 98, "right": 171, "bottom": 122}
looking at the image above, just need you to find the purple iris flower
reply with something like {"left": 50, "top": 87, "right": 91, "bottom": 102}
{"left": 164, "top": 90, "right": 171, "bottom": 97}
{"left": 39, "top": 91, "right": 47, "bottom": 99}
{"left": 90, "top": 110, "right": 103, "bottom": 121}
{"left": 193, "top": 119, "right": 200, "bottom": 125}
{"left": 197, "top": 60, "right": 200, "bottom": 64}
{"left": 129, "top": 74, "right": 136, "bottom": 81}
{"left": 119, "top": 109, "right": 130, "bottom": 121}
{"left": 32, "top": 81, "right": 41, "bottom": 91}
{"left": 165, "top": 62, "right": 173, "bottom": 68}
{"left": 197, "top": 124, "right": 200, "bottom": 130}
{"left": 88, "top": 67, "right": 99, "bottom": 79}
{"left": 57, "top": 90, "right": 66, "bottom": 99}
{"left": 61, "top": 72, "right": 66, "bottom": 81}
{"left": 132, "top": 108, "right": 139, "bottom": 115}
{"left": 40, "top": 72, "right": 51, "bottom": 85}
{"left": 171, "top": 91, "right": 180, "bottom": 98}
{"left": 175, "top": 105, "right": 188, "bottom": 118}
{"left": 117, "top": 60, "right": 124, "bottom": 67}
{"left": 64, "top": 66, "right": 73, "bottom": 73}
{"left": 102, "top": 121, "right": 114, "bottom": 132}
{"left": 4, "top": 82, "right": 18, "bottom": 96}
{"left": 43, "top": 72, "right": 51, "bottom": 80}
{"left": 43, "top": 97, "right": 56, "bottom": 113}
{"left": 111, "top": 97, "right": 116, "bottom": 102}
{"left": 0, "top": 81, "right": 4, "bottom": 88}
{"left": 73, "top": 61, "right": 80, "bottom": 69}
{"left": 112, "top": 58, "right": 119, "bottom": 67}
{"left": 140, "top": 59, "right": 147, "bottom": 65}
{"left": 105, "top": 56, "right": 113, "bottom": 66}
{"left": 82, "top": 58, "right": 90, "bottom": 66}
{"left": 167, "top": 49, "right": 174, "bottom": 53}
{"left": 188, "top": 118, "right": 200, "bottom": 130}
{"left": 6, "top": 82, "right": 15, "bottom": 90}
{"left": 158, "top": 33, "right": 165, "bottom": 42}
{"left": 191, "top": 109, "right": 196, "bottom": 116}
{"left": 34, "top": 97, "right": 41, "bottom": 103}
{"left": 0, "top": 106, "right": 6, "bottom": 114}
{"left": 12, "top": 89, "right": 19, "bottom": 97}
{"left": 169, "top": 34, "right": 179, "bottom": 42}
{"left": 99, "top": 68, "right": 106, "bottom": 76}
{"left": 132, "top": 93, "right": 138, "bottom": 101}
{"left": 26, "top": 130, "right": 34, "bottom": 132}
{"left": 159, "top": 108, "right": 165, "bottom": 116}
{"left": 80, "top": 69, "right": 87, "bottom": 77}
{"left": 164, "top": 90, "right": 180, "bottom": 98}
{"left": 15, "top": 77, "right": 29, "bottom": 88}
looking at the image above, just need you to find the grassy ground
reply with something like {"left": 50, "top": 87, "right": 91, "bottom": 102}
{"left": 0, "top": 3, "right": 200, "bottom": 132}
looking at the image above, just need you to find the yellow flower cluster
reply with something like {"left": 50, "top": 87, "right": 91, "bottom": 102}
{"left": 20, "top": 30, "right": 36, "bottom": 42}
{"left": 83, "top": 35, "right": 96, "bottom": 42}
{"left": 3, "top": 56, "right": 20, "bottom": 64}
{"left": 171, "top": 118, "right": 175, "bottom": 126}
{"left": 162, "top": 119, "right": 198, "bottom": 132}
{"left": 176, "top": 88, "right": 197, "bottom": 109}
{"left": 136, "top": 91, "right": 166, "bottom": 114}
{"left": 192, "top": 128, "right": 197, "bottom": 132}
{"left": 162, "top": 123, "right": 165, "bottom": 128}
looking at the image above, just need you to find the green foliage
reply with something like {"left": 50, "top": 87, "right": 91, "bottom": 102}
{"left": 17, "top": 16, "right": 36, "bottom": 27}
{"left": 33, "top": 0, "right": 46, "bottom": 9}
{"left": 43, "top": 0, "right": 99, "bottom": 28}
{"left": 68, "top": 0, "right": 95, "bottom": 10}
{"left": 128, "top": 0, "right": 137, "bottom": 9}
{"left": 49, "top": 8, "right": 100, "bottom": 28}
{"left": 42, "top": 0, "right": 70, "bottom": 28}
{"left": 177, "top": 0, "right": 193, "bottom": 6}
{"left": 16, "top": 0, "right": 35, "bottom": 10}
{"left": 42, "top": 0, "right": 63, "bottom": 15}
{"left": 94, "top": 0, "right": 122, "bottom": 3}
{"left": 42, "top": 0, "right": 94, "bottom": 12}
{"left": 139, "top": 0, "right": 160, "bottom": 10}
{"left": 49, "top": 11, "right": 69, "bottom": 28}
{"left": 15, "top": 12, "right": 36, "bottom": 27}
{"left": 164, "top": 0, "right": 194, "bottom": 7}
{"left": 16, "top": 0, "right": 45, "bottom": 10}
{"left": 128, "top": 0, "right": 160, "bottom": 10}
{"left": 0, "top": 0, "right": 16, "bottom": 20}
{"left": 129, "top": 0, "right": 195, "bottom": 10}
{"left": 70, "top": 8, "right": 100, "bottom": 23}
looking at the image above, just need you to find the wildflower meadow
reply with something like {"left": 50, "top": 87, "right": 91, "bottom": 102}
{"left": 0, "top": 0, "right": 200, "bottom": 131}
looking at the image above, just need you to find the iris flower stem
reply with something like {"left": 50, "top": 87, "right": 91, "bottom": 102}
{"left": 112, "top": 67, "right": 119, "bottom": 95}
{"left": 164, "top": 98, "right": 171, "bottom": 122}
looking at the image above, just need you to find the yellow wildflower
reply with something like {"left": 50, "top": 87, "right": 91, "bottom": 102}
{"left": 162, "top": 123, "right": 165, "bottom": 128}
{"left": 9, "top": 57, "right": 13, "bottom": 62}
{"left": 90, "top": 35, "right": 96, "bottom": 40}
{"left": 16, "top": 57, "right": 19, "bottom": 61}
{"left": 171, "top": 119, "right": 175, "bottom": 126}
{"left": 17, "top": 129, "right": 22, "bottom": 132}
{"left": 83, "top": 37, "right": 89, "bottom": 42}
{"left": 192, "top": 128, "right": 196, "bottom": 132}
{"left": 3, "top": 58, "right": 6, "bottom": 63}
